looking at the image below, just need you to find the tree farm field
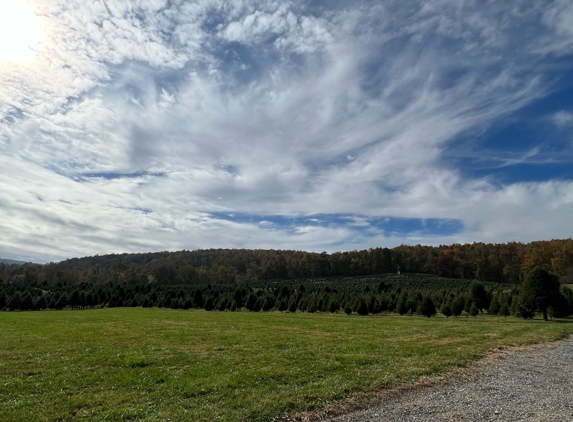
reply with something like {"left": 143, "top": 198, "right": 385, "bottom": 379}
{"left": 1, "top": 309, "right": 572, "bottom": 422}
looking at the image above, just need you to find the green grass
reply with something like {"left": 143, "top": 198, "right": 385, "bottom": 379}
{"left": 0, "top": 309, "right": 571, "bottom": 422}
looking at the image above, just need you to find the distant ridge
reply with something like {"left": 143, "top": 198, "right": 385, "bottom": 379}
{"left": 0, "top": 258, "right": 27, "bottom": 265}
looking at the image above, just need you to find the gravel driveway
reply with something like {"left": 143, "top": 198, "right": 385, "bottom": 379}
{"left": 321, "top": 336, "right": 573, "bottom": 422}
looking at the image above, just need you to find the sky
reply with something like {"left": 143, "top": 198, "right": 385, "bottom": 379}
{"left": 1, "top": 0, "right": 573, "bottom": 263}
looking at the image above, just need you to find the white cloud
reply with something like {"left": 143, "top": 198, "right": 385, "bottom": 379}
{"left": 1, "top": 0, "right": 573, "bottom": 262}
{"left": 552, "top": 110, "right": 573, "bottom": 127}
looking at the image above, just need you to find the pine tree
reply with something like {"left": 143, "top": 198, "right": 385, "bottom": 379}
{"left": 193, "top": 289, "right": 204, "bottom": 308}
{"left": 245, "top": 293, "right": 257, "bottom": 311}
{"left": 7, "top": 292, "right": 22, "bottom": 311}
{"left": 499, "top": 300, "right": 510, "bottom": 317}
{"left": 328, "top": 300, "right": 338, "bottom": 313}
{"left": 419, "top": 297, "right": 436, "bottom": 318}
{"left": 55, "top": 293, "right": 68, "bottom": 310}
{"left": 395, "top": 297, "right": 408, "bottom": 315}
{"left": 440, "top": 303, "right": 452, "bottom": 318}
{"left": 262, "top": 296, "right": 274, "bottom": 311}
{"left": 216, "top": 297, "right": 227, "bottom": 311}
{"left": 204, "top": 297, "right": 214, "bottom": 311}
{"left": 488, "top": 294, "right": 500, "bottom": 315}
{"left": 20, "top": 292, "right": 34, "bottom": 310}
{"left": 451, "top": 296, "right": 464, "bottom": 317}
{"left": 182, "top": 298, "right": 191, "bottom": 310}
{"left": 307, "top": 300, "right": 317, "bottom": 313}
{"left": 470, "top": 282, "right": 489, "bottom": 312}
{"left": 519, "top": 267, "right": 562, "bottom": 321}
{"left": 35, "top": 295, "right": 48, "bottom": 310}
{"left": 288, "top": 299, "right": 297, "bottom": 313}
{"left": 356, "top": 299, "right": 369, "bottom": 316}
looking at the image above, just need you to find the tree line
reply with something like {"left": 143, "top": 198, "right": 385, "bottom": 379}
{"left": 2, "top": 240, "right": 573, "bottom": 288}
{"left": 1, "top": 271, "right": 572, "bottom": 320}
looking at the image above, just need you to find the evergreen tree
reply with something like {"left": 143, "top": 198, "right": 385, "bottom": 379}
{"left": 328, "top": 300, "right": 338, "bottom": 313}
{"left": 216, "top": 297, "right": 227, "bottom": 311}
{"left": 519, "top": 267, "right": 562, "bottom": 320}
{"left": 377, "top": 297, "right": 388, "bottom": 312}
{"left": 262, "top": 295, "right": 274, "bottom": 311}
{"left": 204, "top": 297, "right": 214, "bottom": 311}
{"left": 86, "top": 291, "right": 95, "bottom": 309}
{"left": 253, "top": 297, "right": 262, "bottom": 312}
{"left": 356, "top": 299, "right": 369, "bottom": 316}
{"left": 440, "top": 303, "right": 452, "bottom": 318}
{"left": 418, "top": 297, "right": 436, "bottom": 317}
{"left": 69, "top": 289, "right": 81, "bottom": 310}
{"left": 7, "top": 292, "right": 22, "bottom": 311}
{"left": 470, "top": 282, "right": 489, "bottom": 312}
{"left": 55, "top": 293, "right": 68, "bottom": 310}
{"left": 193, "top": 289, "right": 204, "bottom": 308}
{"left": 307, "top": 300, "right": 317, "bottom": 313}
{"left": 245, "top": 293, "right": 257, "bottom": 311}
{"left": 35, "top": 295, "right": 48, "bottom": 310}
{"left": 20, "top": 292, "right": 34, "bottom": 310}
{"left": 451, "top": 296, "right": 464, "bottom": 317}
{"left": 395, "top": 297, "right": 408, "bottom": 315}
{"left": 182, "top": 298, "right": 191, "bottom": 310}
{"left": 488, "top": 294, "right": 500, "bottom": 315}
{"left": 288, "top": 299, "right": 297, "bottom": 313}
{"left": 499, "top": 300, "right": 510, "bottom": 317}
{"left": 277, "top": 300, "right": 287, "bottom": 312}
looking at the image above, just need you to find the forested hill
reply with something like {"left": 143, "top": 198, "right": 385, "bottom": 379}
{"left": 0, "top": 258, "right": 27, "bottom": 265}
{"left": 1, "top": 239, "right": 573, "bottom": 286}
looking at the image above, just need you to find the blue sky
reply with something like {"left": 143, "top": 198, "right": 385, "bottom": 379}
{"left": 1, "top": 0, "right": 573, "bottom": 262}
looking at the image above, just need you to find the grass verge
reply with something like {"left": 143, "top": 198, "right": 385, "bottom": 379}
{"left": 0, "top": 308, "right": 571, "bottom": 421}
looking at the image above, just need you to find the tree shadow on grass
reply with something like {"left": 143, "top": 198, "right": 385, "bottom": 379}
{"left": 551, "top": 318, "right": 573, "bottom": 324}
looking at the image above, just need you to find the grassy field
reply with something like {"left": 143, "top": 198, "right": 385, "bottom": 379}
{"left": 0, "top": 309, "right": 572, "bottom": 422}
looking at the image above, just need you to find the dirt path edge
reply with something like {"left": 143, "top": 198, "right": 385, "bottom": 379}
{"left": 281, "top": 334, "right": 573, "bottom": 422}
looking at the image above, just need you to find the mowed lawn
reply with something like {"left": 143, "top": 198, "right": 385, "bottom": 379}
{"left": 0, "top": 309, "right": 572, "bottom": 422}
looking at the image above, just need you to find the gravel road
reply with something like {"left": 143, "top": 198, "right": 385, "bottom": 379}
{"left": 323, "top": 336, "right": 573, "bottom": 422}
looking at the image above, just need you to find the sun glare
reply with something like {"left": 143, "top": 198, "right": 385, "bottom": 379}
{"left": 0, "top": 0, "right": 44, "bottom": 63}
